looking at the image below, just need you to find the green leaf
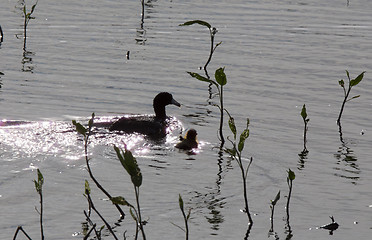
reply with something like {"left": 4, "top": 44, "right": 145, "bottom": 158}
{"left": 224, "top": 147, "right": 236, "bottom": 157}
{"left": 34, "top": 169, "right": 44, "bottom": 193}
{"left": 84, "top": 180, "right": 91, "bottom": 195}
{"left": 350, "top": 71, "right": 365, "bottom": 87}
{"left": 72, "top": 120, "right": 87, "bottom": 137}
{"left": 114, "top": 146, "right": 142, "bottom": 187}
{"left": 301, "top": 104, "right": 307, "bottom": 120}
{"left": 271, "top": 190, "right": 280, "bottom": 206}
{"left": 130, "top": 208, "right": 137, "bottom": 222}
{"left": 228, "top": 116, "right": 237, "bottom": 140}
{"left": 88, "top": 113, "right": 95, "bottom": 129}
{"left": 179, "top": 194, "right": 184, "bottom": 210}
{"left": 345, "top": 70, "right": 350, "bottom": 80}
{"left": 23, "top": 5, "right": 26, "bottom": 15}
{"left": 187, "top": 71, "right": 212, "bottom": 84}
{"left": 37, "top": 169, "right": 44, "bottom": 185}
{"left": 238, "top": 129, "right": 249, "bottom": 152}
{"left": 187, "top": 208, "right": 191, "bottom": 220}
{"left": 215, "top": 67, "right": 227, "bottom": 86}
{"left": 111, "top": 196, "right": 131, "bottom": 206}
{"left": 347, "top": 95, "right": 360, "bottom": 102}
{"left": 338, "top": 79, "right": 345, "bottom": 88}
{"left": 287, "top": 168, "right": 295, "bottom": 181}
{"left": 180, "top": 20, "right": 211, "bottom": 29}
{"left": 30, "top": 2, "right": 38, "bottom": 15}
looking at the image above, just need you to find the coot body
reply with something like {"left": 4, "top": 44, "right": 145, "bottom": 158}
{"left": 109, "top": 92, "right": 181, "bottom": 138}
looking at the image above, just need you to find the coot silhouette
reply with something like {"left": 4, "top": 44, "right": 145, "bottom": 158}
{"left": 109, "top": 92, "right": 181, "bottom": 138}
{"left": 175, "top": 129, "right": 198, "bottom": 150}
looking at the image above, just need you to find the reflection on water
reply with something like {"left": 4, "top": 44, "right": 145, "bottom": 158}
{"left": 297, "top": 149, "right": 308, "bottom": 170}
{"left": 0, "top": 71, "right": 3, "bottom": 88}
{"left": 0, "top": 120, "right": 80, "bottom": 160}
{"left": 182, "top": 104, "right": 212, "bottom": 126}
{"left": 135, "top": 0, "right": 156, "bottom": 45}
{"left": 334, "top": 142, "right": 360, "bottom": 184}
{"left": 136, "top": 27, "right": 147, "bottom": 45}
{"left": 22, "top": 50, "right": 35, "bottom": 73}
{"left": 0, "top": 116, "right": 182, "bottom": 163}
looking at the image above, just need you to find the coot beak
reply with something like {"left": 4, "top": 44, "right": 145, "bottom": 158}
{"left": 171, "top": 98, "right": 181, "bottom": 107}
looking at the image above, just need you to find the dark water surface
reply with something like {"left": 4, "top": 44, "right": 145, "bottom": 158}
{"left": 1, "top": 0, "right": 372, "bottom": 239}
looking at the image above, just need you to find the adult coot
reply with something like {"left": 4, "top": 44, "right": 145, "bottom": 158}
{"left": 109, "top": 92, "right": 181, "bottom": 138}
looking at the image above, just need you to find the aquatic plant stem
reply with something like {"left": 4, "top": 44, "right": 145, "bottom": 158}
{"left": 303, "top": 120, "right": 308, "bottom": 151}
{"left": 204, "top": 27, "right": 215, "bottom": 73}
{"left": 23, "top": 13, "right": 27, "bottom": 51}
{"left": 135, "top": 186, "right": 146, "bottom": 240}
{"left": 84, "top": 135, "right": 125, "bottom": 218}
{"left": 337, "top": 71, "right": 365, "bottom": 126}
{"left": 86, "top": 191, "right": 119, "bottom": 240}
{"left": 178, "top": 194, "right": 190, "bottom": 240}
{"left": 286, "top": 169, "right": 295, "bottom": 222}
{"left": 74, "top": 115, "right": 126, "bottom": 218}
{"left": 38, "top": 187, "right": 44, "bottom": 240}
{"left": 13, "top": 226, "right": 32, "bottom": 240}
{"left": 239, "top": 155, "right": 253, "bottom": 224}
{"left": 219, "top": 85, "right": 225, "bottom": 145}
{"left": 286, "top": 181, "right": 292, "bottom": 219}
{"left": 337, "top": 84, "right": 351, "bottom": 126}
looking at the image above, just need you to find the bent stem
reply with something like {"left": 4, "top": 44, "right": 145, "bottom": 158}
{"left": 72, "top": 114, "right": 125, "bottom": 218}
{"left": 179, "top": 194, "right": 190, "bottom": 240}
{"left": 85, "top": 183, "right": 119, "bottom": 240}
{"left": 13, "top": 226, "right": 32, "bottom": 240}
{"left": 204, "top": 27, "right": 219, "bottom": 75}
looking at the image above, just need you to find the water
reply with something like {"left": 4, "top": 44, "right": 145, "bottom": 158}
{"left": 1, "top": 0, "right": 372, "bottom": 239}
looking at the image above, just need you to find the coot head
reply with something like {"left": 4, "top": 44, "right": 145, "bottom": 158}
{"left": 175, "top": 129, "right": 198, "bottom": 150}
{"left": 153, "top": 92, "right": 181, "bottom": 120}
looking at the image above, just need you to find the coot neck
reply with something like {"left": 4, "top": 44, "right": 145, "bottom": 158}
{"left": 154, "top": 104, "right": 167, "bottom": 121}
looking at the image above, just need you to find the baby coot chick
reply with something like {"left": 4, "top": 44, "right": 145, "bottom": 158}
{"left": 109, "top": 92, "right": 181, "bottom": 138}
{"left": 175, "top": 129, "right": 198, "bottom": 150}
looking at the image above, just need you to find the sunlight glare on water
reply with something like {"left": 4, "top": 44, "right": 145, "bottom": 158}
{"left": 1, "top": 0, "right": 372, "bottom": 239}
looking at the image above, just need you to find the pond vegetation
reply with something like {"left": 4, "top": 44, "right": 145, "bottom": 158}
{"left": 3, "top": 2, "right": 368, "bottom": 240}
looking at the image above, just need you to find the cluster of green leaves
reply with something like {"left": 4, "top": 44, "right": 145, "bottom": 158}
{"left": 188, "top": 67, "right": 227, "bottom": 89}
{"left": 338, "top": 70, "right": 365, "bottom": 97}
{"left": 114, "top": 146, "right": 143, "bottom": 188}
{"left": 226, "top": 117, "right": 250, "bottom": 157}
{"left": 72, "top": 113, "right": 94, "bottom": 138}
{"left": 23, "top": 1, "right": 38, "bottom": 28}
{"left": 33, "top": 169, "right": 44, "bottom": 194}
{"left": 188, "top": 67, "right": 227, "bottom": 143}
{"left": 112, "top": 145, "right": 146, "bottom": 240}
{"left": 226, "top": 116, "right": 253, "bottom": 223}
{"left": 337, "top": 70, "right": 365, "bottom": 124}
